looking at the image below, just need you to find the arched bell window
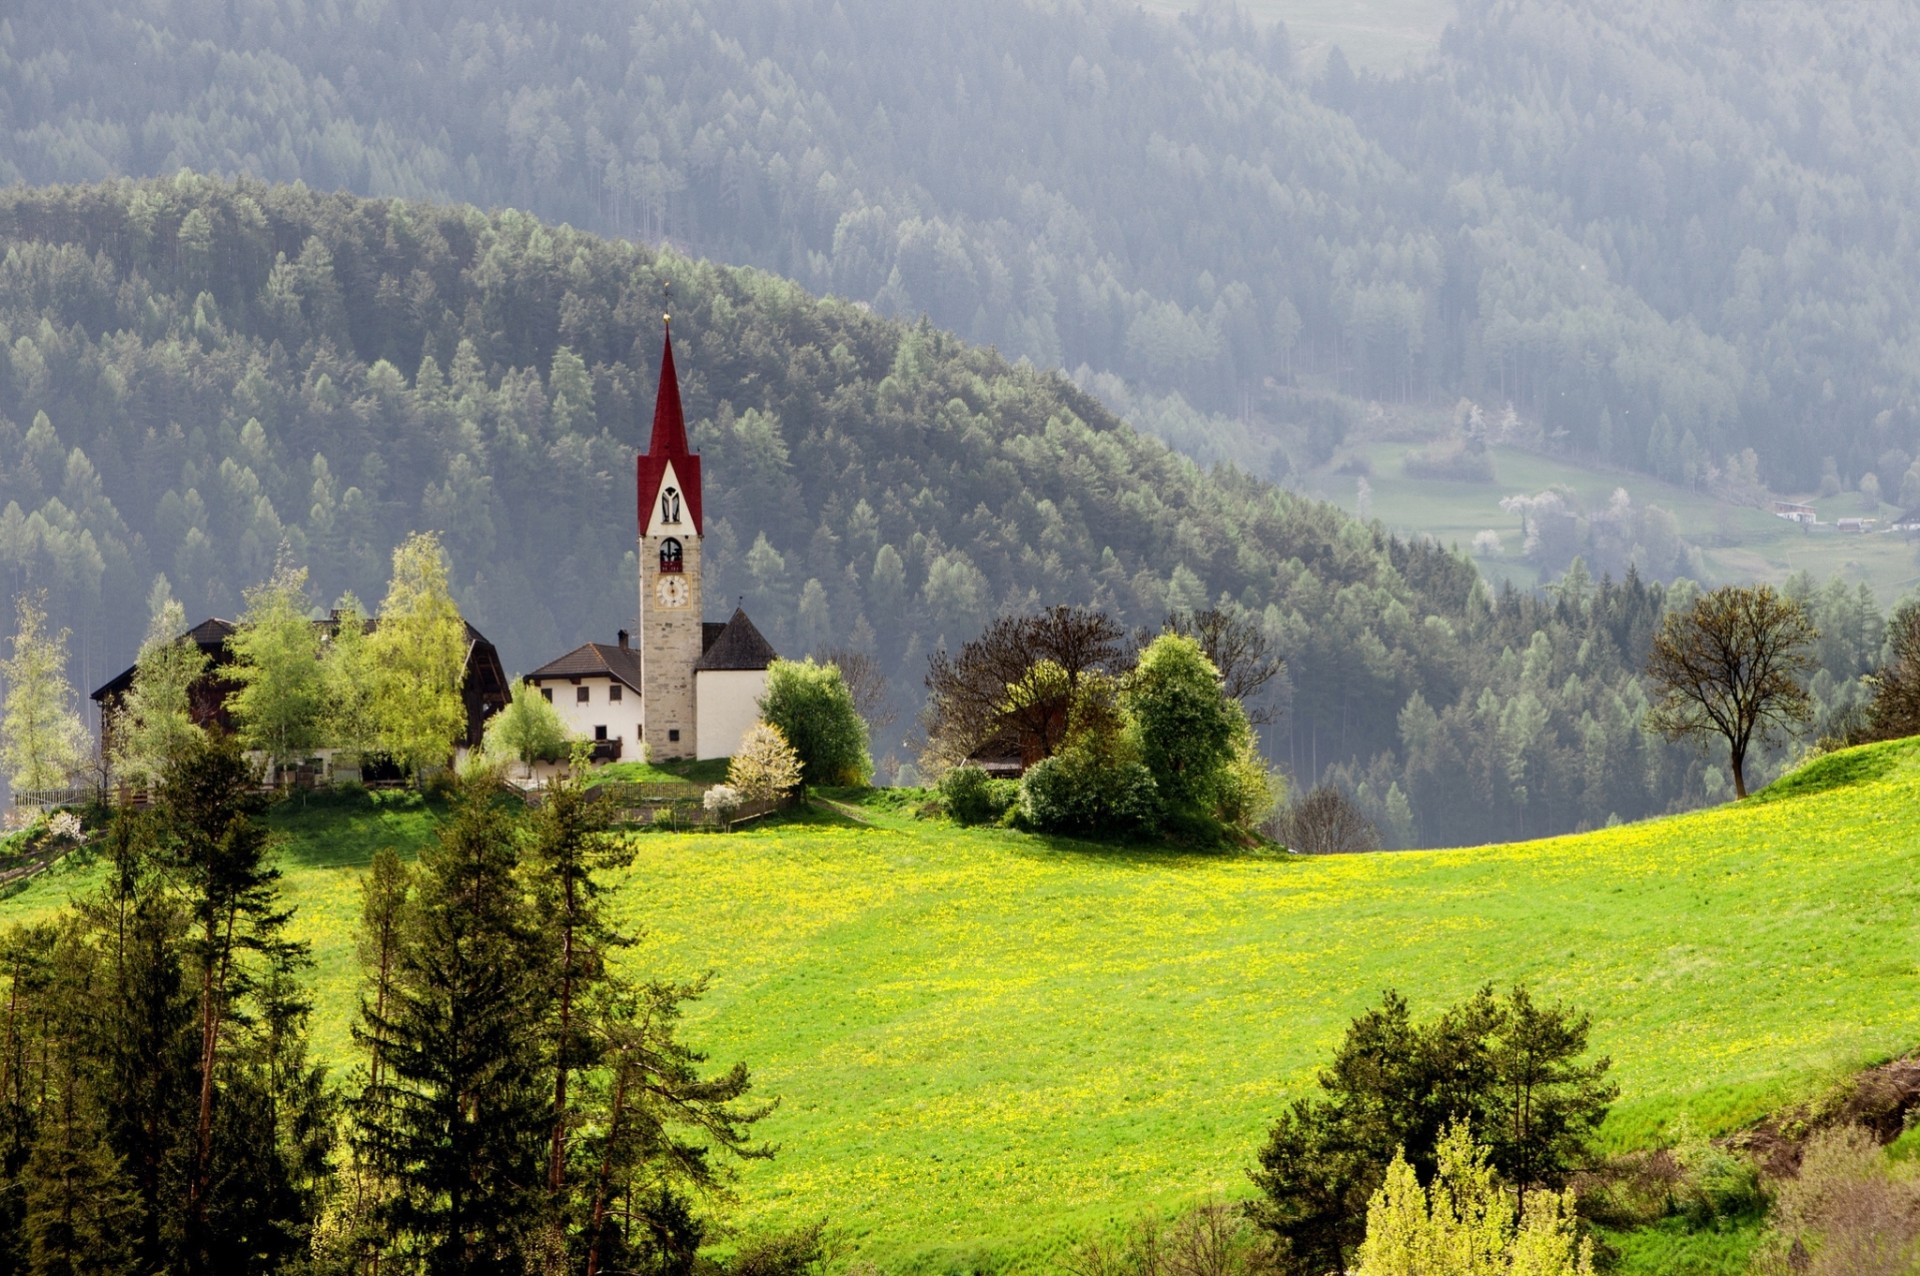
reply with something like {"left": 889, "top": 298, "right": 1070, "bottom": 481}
{"left": 659, "top": 537, "right": 683, "bottom": 573}
{"left": 661, "top": 487, "right": 682, "bottom": 525}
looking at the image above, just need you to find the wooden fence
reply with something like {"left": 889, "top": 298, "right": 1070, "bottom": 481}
{"left": 507, "top": 781, "right": 793, "bottom": 831}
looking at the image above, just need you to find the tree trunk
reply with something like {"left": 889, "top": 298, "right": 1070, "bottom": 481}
{"left": 584, "top": 1058, "right": 630, "bottom": 1276}
{"left": 189, "top": 906, "right": 238, "bottom": 1231}
{"left": 549, "top": 873, "right": 577, "bottom": 1194}
{"left": 1730, "top": 746, "right": 1748, "bottom": 799}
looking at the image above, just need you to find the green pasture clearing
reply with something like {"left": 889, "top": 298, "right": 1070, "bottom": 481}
{"left": 6, "top": 740, "right": 1920, "bottom": 1270}
{"left": 1315, "top": 441, "right": 1920, "bottom": 603}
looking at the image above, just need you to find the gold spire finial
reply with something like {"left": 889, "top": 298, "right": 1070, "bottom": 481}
{"left": 663, "top": 278, "right": 672, "bottom": 329}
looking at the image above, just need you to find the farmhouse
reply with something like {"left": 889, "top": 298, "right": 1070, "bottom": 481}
{"left": 89, "top": 612, "right": 512, "bottom": 778}
{"left": 1772, "top": 499, "right": 1817, "bottom": 524}
{"left": 521, "top": 321, "right": 777, "bottom": 763}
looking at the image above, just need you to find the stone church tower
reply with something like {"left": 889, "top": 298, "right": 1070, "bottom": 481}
{"left": 636, "top": 324, "right": 704, "bottom": 759}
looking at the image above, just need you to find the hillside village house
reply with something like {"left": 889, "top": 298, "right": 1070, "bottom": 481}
{"left": 90, "top": 318, "right": 773, "bottom": 778}
{"left": 90, "top": 613, "right": 512, "bottom": 781}
{"left": 524, "top": 322, "right": 777, "bottom": 763}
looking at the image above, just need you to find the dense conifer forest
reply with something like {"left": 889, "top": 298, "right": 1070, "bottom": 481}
{"left": 4, "top": 0, "right": 1918, "bottom": 491}
{"left": 0, "top": 178, "right": 1894, "bottom": 844}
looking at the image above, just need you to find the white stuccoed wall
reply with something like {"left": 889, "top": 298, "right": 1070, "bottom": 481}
{"left": 695, "top": 669, "right": 768, "bottom": 761}
{"left": 529, "top": 676, "right": 645, "bottom": 758}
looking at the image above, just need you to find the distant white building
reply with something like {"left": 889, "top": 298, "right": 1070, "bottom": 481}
{"left": 523, "top": 323, "right": 777, "bottom": 765}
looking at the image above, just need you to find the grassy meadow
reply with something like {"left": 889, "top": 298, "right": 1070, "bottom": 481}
{"left": 7, "top": 740, "right": 1920, "bottom": 1270}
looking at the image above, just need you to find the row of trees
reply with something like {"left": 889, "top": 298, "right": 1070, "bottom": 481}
{"left": 2, "top": 531, "right": 474, "bottom": 805}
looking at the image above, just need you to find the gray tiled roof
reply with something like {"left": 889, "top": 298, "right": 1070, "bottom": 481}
{"left": 527, "top": 642, "right": 645, "bottom": 690}
{"left": 694, "top": 608, "right": 778, "bottom": 672}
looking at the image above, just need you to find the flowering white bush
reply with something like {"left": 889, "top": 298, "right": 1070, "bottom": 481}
{"left": 46, "top": 811, "right": 82, "bottom": 843}
{"left": 702, "top": 784, "right": 742, "bottom": 815}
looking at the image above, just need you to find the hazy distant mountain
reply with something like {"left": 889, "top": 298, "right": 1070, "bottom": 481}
{"left": 6, "top": 1, "right": 1920, "bottom": 493}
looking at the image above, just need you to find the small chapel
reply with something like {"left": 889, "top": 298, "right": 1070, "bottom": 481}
{"left": 524, "top": 320, "right": 777, "bottom": 763}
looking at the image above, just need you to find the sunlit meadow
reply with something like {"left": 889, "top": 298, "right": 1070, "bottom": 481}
{"left": 6, "top": 739, "right": 1919, "bottom": 1271}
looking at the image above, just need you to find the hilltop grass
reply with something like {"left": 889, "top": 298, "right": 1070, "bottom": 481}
{"left": 5, "top": 741, "right": 1920, "bottom": 1270}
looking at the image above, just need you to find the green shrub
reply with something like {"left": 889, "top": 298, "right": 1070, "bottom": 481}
{"left": 1018, "top": 751, "right": 1160, "bottom": 837}
{"left": 938, "top": 766, "right": 1018, "bottom": 825}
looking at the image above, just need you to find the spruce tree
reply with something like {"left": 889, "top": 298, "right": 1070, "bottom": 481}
{"left": 355, "top": 777, "right": 551, "bottom": 1275}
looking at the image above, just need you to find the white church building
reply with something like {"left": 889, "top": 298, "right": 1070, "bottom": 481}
{"left": 525, "top": 324, "right": 777, "bottom": 763}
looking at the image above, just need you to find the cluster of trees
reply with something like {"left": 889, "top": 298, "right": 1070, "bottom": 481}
{"left": 2, "top": 530, "right": 477, "bottom": 804}
{"left": 10, "top": 0, "right": 1920, "bottom": 492}
{"left": 1249, "top": 987, "right": 1615, "bottom": 1275}
{"left": 0, "top": 738, "right": 808, "bottom": 1275}
{"left": 926, "top": 606, "right": 1278, "bottom": 841}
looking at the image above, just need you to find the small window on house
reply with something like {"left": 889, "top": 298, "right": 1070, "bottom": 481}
{"left": 540, "top": 687, "right": 552, "bottom": 703}
{"left": 667, "top": 729, "right": 681, "bottom": 742}
{"left": 659, "top": 537, "right": 683, "bottom": 573}
{"left": 576, "top": 686, "right": 590, "bottom": 704}
{"left": 662, "top": 487, "right": 682, "bottom": 524}
{"left": 594, "top": 725, "right": 608, "bottom": 741}
{"left": 609, "top": 683, "right": 623, "bottom": 702}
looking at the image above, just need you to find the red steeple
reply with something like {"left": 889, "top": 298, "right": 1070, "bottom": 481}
{"left": 637, "top": 325, "right": 702, "bottom": 535}
{"left": 648, "top": 329, "right": 691, "bottom": 456}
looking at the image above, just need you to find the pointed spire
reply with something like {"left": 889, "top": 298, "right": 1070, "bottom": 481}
{"left": 648, "top": 331, "right": 691, "bottom": 456}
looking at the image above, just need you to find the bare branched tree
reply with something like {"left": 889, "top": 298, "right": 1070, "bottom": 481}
{"left": 1274, "top": 785, "right": 1379, "bottom": 855}
{"left": 1145, "top": 608, "right": 1284, "bottom": 726}
{"left": 818, "top": 647, "right": 896, "bottom": 733}
{"left": 1644, "top": 584, "right": 1817, "bottom": 799}
{"left": 923, "top": 605, "right": 1128, "bottom": 768}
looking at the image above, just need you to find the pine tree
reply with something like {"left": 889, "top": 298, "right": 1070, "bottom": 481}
{"left": 157, "top": 732, "right": 297, "bottom": 1263}
{"left": 354, "top": 777, "right": 551, "bottom": 1275}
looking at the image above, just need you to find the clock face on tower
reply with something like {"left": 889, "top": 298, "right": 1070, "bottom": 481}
{"left": 655, "top": 575, "right": 690, "bottom": 609}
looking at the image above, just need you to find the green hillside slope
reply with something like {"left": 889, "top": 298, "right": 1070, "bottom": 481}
{"left": 9, "top": 743, "right": 1920, "bottom": 1270}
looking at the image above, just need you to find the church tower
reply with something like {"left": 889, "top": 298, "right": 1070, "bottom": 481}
{"left": 636, "top": 319, "right": 704, "bottom": 759}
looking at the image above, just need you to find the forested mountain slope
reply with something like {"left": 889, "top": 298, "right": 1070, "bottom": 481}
{"left": 0, "top": 178, "right": 1894, "bottom": 844}
{"left": 4, "top": 0, "right": 1918, "bottom": 493}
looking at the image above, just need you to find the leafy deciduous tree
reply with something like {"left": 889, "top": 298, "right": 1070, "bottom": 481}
{"left": 1352, "top": 1125, "right": 1593, "bottom": 1276}
{"left": 368, "top": 533, "right": 468, "bottom": 780}
{"left": 321, "top": 593, "right": 380, "bottom": 764}
{"left": 727, "top": 723, "right": 803, "bottom": 803}
{"left": 0, "top": 593, "right": 89, "bottom": 800}
{"left": 759, "top": 660, "right": 870, "bottom": 787}
{"left": 1124, "top": 634, "right": 1246, "bottom": 817}
{"left": 110, "top": 593, "right": 211, "bottom": 792}
{"left": 480, "top": 680, "right": 572, "bottom": 779}
{"left": 228, "top": 561, "right": 324, "bottom": 779}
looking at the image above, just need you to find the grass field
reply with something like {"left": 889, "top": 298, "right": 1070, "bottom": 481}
{"left": 8, "top": 740, "right": 1920, "bottom": 1270}
{"left": 1313, "top": 441, "right": 1920, "bottom": 604}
